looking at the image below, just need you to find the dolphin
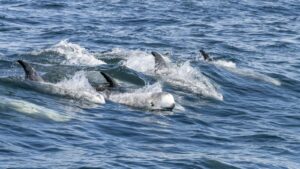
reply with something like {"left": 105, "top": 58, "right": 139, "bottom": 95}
{"left": 97, "top": 72, "right": 175, "bottom": 111}
{"left": 16, "top": 60, "right": 105, "bottom": 104}
{"left": 149, "top": 51, "right": 223, "bottom": 100}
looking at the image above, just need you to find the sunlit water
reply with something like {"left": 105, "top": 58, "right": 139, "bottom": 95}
{"left": 0, "top": 1, "right": 300, "bottom": 168}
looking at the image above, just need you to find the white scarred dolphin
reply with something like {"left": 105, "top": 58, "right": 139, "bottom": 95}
{"left": 97, "top": 72, "right": 176, "bottom": 111}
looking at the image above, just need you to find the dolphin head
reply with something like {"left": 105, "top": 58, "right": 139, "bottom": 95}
{"left": 148, "top": 92, "right": 175, "bottom": 111}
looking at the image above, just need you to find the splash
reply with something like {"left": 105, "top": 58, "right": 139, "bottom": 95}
{"left": 101, "top": 48, "right": 171, "bottom": 72}
{"left": 134, "top": 82, "right": 163, "bottom": 93}
{"left": 54, "top": 71, "right": 105, "bottom": 103}
{"left": 0, "top": 96, "right": 70, "bottom": 122}
{"left": 163, "top": 61, "right": 223, "bottom": 100}
{"left": 212, "top": 60, "right": 237, "bottom": 69}
{"left": 33, "top": 40, "right": 106, "bottom": 66}
{"left": 110, "top": 82, "right": 163, "bottom": 101}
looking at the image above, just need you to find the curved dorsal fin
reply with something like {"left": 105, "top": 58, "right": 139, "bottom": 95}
{"left": 17, "top": 60, "right": 44, "bottom": 82}
{"left": 199, "top": 50, "right": 211, "bottom": 61}
{"left": 151, "top": 51, "right": 167, "bottom": 71}
{"left": 100, "top": 72, "right": 118, "bottom": 88}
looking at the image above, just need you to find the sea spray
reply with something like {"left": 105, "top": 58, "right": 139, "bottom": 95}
{"left": 32, "top": 40, "right": 106, "bottom": 66}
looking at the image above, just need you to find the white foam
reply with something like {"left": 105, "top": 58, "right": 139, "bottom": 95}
{"left": 109, "top": 83, "right": 163, "bottom": 102}
{"left": 163, "top": 61, "right": 223, "bottom": 100}
{"left": 34, "top": 40, "right": 106, "bottom": 66}
{"left": 212, "top": 60, "right": 237, "bottom": 69}
{"left": 134, "top": 82, "right": 163, "bottom": 93}
{"left": 0, "top": 96, "right": 70, "bottom": 122}
{"left": 54, "top": 71, "right": 105, "bottom": 103}
{"left": 102, "top": 48, "right": 172, "bottom": 72}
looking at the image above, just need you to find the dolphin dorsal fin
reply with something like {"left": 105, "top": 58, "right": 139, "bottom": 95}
{"left": 151, "top": 51, "right": 167, "bottom": 71}
{"left": 17, "top": 60, "right": 44, "bottom": 82}
{"left": 100, "top": 72, "right": 118, "bottom": 88}
{"left": 199, "top": 50, "right": 211, "bottom": 61}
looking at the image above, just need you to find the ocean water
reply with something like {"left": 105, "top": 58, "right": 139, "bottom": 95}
{"left": 0, "top": 0, "right": 300, "bottom": 168}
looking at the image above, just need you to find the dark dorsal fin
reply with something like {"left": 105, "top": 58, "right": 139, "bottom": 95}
{"left": 100, "top": 72, "right": 118, "bottom": 88}
{"left": 17, "top": 60, "right": 44, "bottom": 82}
{"left": 151, "top": 51, "right": 167, "bottom": 71}
{"left": 199, "top": 50, "right": 211, "bottom": 61}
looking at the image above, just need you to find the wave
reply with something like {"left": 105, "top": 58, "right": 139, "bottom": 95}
{"left": 102, "top": 48, "right": 223, "bottom": 100}
{"left": 0, "top": 96, "right": 70, "bottom": 122}
{"left": 31, "top": 40, "right": 106, "bottom": 66}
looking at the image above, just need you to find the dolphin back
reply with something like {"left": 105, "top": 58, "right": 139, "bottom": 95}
{"left": 17, "top": 60, "right": 44, "bottom": 82}
{"left": 151, "top": 51, "right": 167, "bottom": 71}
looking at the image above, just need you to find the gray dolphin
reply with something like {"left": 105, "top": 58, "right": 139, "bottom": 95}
{"left": 98, "top": 72, "right": 175, "bottom": 111}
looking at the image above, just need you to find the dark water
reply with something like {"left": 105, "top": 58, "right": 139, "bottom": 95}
{"left": 1, "top": 0, "right": 300, "bottom": 168}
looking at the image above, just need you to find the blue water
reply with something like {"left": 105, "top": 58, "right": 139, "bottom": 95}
{"left": 1, "top": 0, "right": 300, "bottom": 168}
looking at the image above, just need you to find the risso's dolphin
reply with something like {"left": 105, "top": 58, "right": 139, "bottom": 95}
{"left": 150, "top": 51, "right": 223, "bottom": 100}
{"left": 16, "top": 60, "right": 105, "bottom": 104}
{"left": 96, "top": 72, "right": 175, "bottom": 111}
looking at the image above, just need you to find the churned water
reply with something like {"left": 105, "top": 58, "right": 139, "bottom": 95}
{"left": 0, "top": 1, "right": 300, "bottom": 168}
